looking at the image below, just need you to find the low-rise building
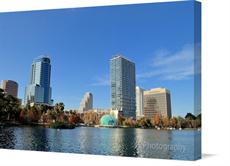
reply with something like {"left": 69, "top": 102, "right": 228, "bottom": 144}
{"left": 0, "top": 80, "right": 18, "bottom": 98}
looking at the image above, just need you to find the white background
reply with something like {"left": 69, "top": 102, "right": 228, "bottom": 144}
{"left": 0, "top": 0, "right": 230, "bottom": 165}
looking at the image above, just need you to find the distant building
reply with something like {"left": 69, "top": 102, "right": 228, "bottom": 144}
{"left": 110, "top": 55, "right": 136, "bottom": 118}
{"left": 144, "top": 88, "right": 172, "bottom": 119}
{"left": 136, "top": 86, "right": 144, "bottom": 119}
{"left": 79, "top": 92, "right": 93, "bottom": 113}
{"left": 89, "top": 108, "right": 110, "bottom": 113}
{"left": 25, "top": 84, "right": 45, "bottom": 105}
{"left": 25, "top": 56, "right": 52, "bottom": 106}
{"left": 0, "top": 80, "right": 18, "bottom": 98}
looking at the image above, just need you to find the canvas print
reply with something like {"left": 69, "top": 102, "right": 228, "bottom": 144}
{"left": 0, "top": 0, "right": 201, "bottom": 160}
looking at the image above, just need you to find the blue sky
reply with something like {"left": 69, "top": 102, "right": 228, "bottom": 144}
{"left": 0, "top": 1, "right": 201, "bottom": 117}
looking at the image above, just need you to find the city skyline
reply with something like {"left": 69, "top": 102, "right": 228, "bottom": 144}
{"left": 0, "top": 1, "right": 200, "bottom": 116}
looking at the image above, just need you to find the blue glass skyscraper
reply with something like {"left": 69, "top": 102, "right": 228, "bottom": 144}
{"left": 25, "top": 56, "right": 52, "bottom": 106}
{"left": 110, "top": 55, "right": 136, "bottom": 118}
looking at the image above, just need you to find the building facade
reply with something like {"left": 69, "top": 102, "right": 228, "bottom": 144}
{"left": 25, "top": 56, "right": 52, "bottom": 106}
{"left": 0, "top": 80, "right": 18, "bottom": 98}
{"left": 144, "top": 88, "right": 172, "bottom": 119}
{"left": 79, "top": 92, "right": 93, "bottom": 113}
{"left": 136, "top": 86, "right": 144, "bottom": 119}
{"left": 110, "top": 55, "right": 136, "bottom": 118}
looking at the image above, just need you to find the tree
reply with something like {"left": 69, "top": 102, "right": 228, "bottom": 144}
{"left": 19, "top": 108, "right": 27, "bottom": 122}
{"left": 30, "top": 106, "right": 42, "bottom": 122}
{"left": 54, "top": 102, "right": 65, "bottom": 113}
{"left": 162, "top": 117, "right": 170, "bottom": 128}
{"left": 82, "top": 111, "right": 99, "bottom": 125}
{"left": 152, "top": 114, "right": 161, "bottom": 127}
{"left": 185, "top": 113, "right": 196, "bottom": 120}
{"left": 57, "top": 112, "right": 68, "bottom": 122}
{"left": 197, "top": 113, "right": 201, "bottom": 121}
{"left": 36, "top": 104, "right": 51, "bottom": 114}
{"left": 123, "top": 117, "right": 136, "bottom": 127}
{"left": 47, "top": 109, "right": 57, "bottom": 122}
{"left": 28, "top": 109, "right": 35, "bottom": 122}
{"left": 170, "top": 117, "right": 177, "bottom": 128}
{"left": 195, "top": 118, "right": 201, "bottom": 128}
{"left": 0, "top": 89, "right": 6, "bottom": 120}
{"left": 68, "top": 113, "right": 77, "bottom": 124}
{"left": 118, "top": 114, "right": 125, "bottom": 126}
{"left": 137, "top": 117, "right": 152, "bottom": 128}
{"left": 4, "top": 95, "right": 20, "bottom": 121}
{"left": 176, "top": 116, "right": 187, "bottom": 129}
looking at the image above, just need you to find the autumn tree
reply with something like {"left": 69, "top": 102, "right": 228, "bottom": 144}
{"left": 170, "top": 117, "right": 177, "bottom": 128}
{"left": 19, "top": 108, "right": 27, "bottom": 122}
{"left": 68, "top": 113, "right": 78, "bottom": 124}
{"left": 162, "top": 117, "right": 170, "bottom": 128}
{"left": 118, "top": 114, "right": 125, "bottom": 126}
{"left": 28, "top": 109, "right": 35, "bottom": 122}
{"left": 139, "top": 117, "right": 152, "bottom": 128}
{"left": 47, "top": 109, "right": 57, "bottom": 122}
{"left": 152, "top": 113, "right": 162, "bottom": 127}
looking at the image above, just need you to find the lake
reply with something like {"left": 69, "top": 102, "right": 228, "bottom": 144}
{"left": 0, "top": 126, "right": 201, "bottom": 160}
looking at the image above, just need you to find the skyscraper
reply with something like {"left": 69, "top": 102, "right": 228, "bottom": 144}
{"left": 25, "top": 56, "right": 52, "bottom": 106}
{"left": 79, "top": 92, "right": 93, "bottom": 113}
{"left": 144, "top": 88, "right": 172, "bottom": 119}
{"left": 110, "top": 55, "right": 136, "bottom": 118}
{"left": 136, "top": 86, "right": 144, "bottom": 119}
{"left": 0, "top": 80, "right": 18, "bottom": 98}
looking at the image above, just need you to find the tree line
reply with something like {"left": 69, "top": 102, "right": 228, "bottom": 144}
{"left": 119, "top": 112, "right": 201, "bottom": 129}
{"left": 1, "top": 88, "right": 201, "bottom": 129}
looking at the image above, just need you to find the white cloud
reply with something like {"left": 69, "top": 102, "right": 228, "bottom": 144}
{"left": 137, "top": 44, "right": 197, "bottom": 81}
{"left": 91, "top": 44, "right": 200, "bottom": 85}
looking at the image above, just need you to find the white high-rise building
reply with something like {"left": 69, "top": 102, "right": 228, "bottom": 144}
{"left": 136, "top": 86, "right": 144, "bottom": 119}
{"left": 79, "top": 92, "right": 93, "bottom": 113}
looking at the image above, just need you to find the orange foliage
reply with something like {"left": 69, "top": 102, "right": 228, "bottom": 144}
{"left": 153, "top": 113, "right": 161, "bottom": 126}
{"left": 19, "top": 109, "right": 26, "bottom": 121}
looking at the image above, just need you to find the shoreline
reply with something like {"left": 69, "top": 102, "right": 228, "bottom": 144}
{"left": 0, "top": 121, "right": 201, "bottom": 131}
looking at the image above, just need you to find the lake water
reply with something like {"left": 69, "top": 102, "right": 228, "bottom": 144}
{"left": 0, "top": 126, "right": 201, "bottom": 160}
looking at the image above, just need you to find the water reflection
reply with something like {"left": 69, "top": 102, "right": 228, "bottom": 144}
{"left": 0, "top": 127, "right": 15, "bottom": 149}
{"left": 0, "top": 126, "right": 201, "bottom": 160}
{"left": 79, "top": 127, "right": 97, "bottom": 154}
{"left": 117, "top": 128, "right": 137, "bottom": 156}
{"left": 13, "top": 127, "right": 50, "bottom": 151}
{"left": 135, "top": 129, "right": 172, "bottom": 159}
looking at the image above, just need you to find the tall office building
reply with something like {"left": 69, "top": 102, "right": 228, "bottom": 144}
{"left": 110, "top": 55, "right": 136, "bottom": 118}
{"left": 79, "top": 92, "right": 93, "bottom": 113}
{"left": 144, "top": 88, "right": 172, "bottom": 119}
{"left": 25, "top": 56, "right": 52, "bottom": 106}
{"left": 0, "top": 80, "right": 18, "bottom": 98}
{"left": 136, "top": 86, "right": 144, "bottom": 119}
